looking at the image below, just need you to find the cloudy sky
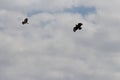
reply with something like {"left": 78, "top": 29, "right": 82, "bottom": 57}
{"left": 0, "top": 0, "right": 120, "bottom": 80}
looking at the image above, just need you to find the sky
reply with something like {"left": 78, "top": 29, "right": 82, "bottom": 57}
{"left": 0, "top": 0, "right": 120, "bottom": 80}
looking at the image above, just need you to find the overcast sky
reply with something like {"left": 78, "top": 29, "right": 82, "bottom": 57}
{"left": 0, "top": 0, "right": 120, "bottom": 80}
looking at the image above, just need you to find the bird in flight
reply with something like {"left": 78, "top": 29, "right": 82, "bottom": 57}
{"left": 22, "top": 18, "right": 29, "bottom": 25}
{"left": 73, "top": 23, "right": 83, "bottom": 32}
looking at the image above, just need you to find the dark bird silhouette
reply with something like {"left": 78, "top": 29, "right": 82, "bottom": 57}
{"left": 73, "top": 23, "right": 83, "bottom": 32}
{"left": 22, "top": 18, "right": 29, "bottom": 25}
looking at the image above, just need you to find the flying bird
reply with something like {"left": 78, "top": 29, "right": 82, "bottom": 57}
{"left": 73, "top": 23, "right": 83, "bottom": 32}
{"left": 22, "top": 18, "right": 29, "bottom": 25}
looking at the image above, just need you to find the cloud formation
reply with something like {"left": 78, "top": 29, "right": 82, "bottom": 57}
{"left": 0, "top": 0, "right": 120, "bottom": 80}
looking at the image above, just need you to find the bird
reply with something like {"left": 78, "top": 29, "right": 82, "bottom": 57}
{"left": 22, "top": 18, "right": 29, "bottom": 25}
{"left": 73, "top": 23, "right": 83, "bottom": 32}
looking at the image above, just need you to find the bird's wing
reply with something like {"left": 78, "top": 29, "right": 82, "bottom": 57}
{"left": 25, "top": 18, "right": 28, "bottom": 22}
{"left": 73, "top": 27, "right": 77, "bottom": 32}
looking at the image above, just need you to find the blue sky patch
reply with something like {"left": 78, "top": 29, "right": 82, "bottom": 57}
{"left": 65, "top": 6, "right": 96, "bottom": 16}
{"left": 27, "top": 6, "right": 96, "bottom": 17}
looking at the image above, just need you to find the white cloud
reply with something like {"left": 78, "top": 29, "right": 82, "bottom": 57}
{"left": 0, "top": 0, "right": 120, "bottom": 80}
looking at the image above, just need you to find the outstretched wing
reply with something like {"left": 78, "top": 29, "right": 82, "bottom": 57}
{"left": 22, "top": 18, "right": 28, "bottom": 24}
{"left": 73, "top": 27, "right": 78, "bottom": 32}
{"left": 24, "top": 18, "right": 28, "bottom": 23}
